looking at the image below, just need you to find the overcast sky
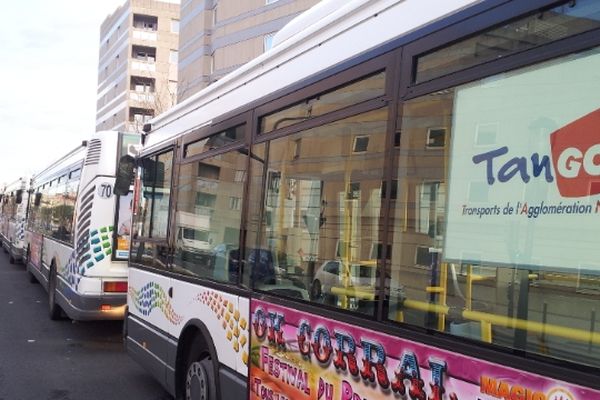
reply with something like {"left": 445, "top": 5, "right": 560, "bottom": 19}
{"left": 0, "top": 0, "right": 126, "bottom": 186}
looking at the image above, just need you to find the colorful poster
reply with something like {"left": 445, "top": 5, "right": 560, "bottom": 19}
{"left": 116, "top": 192, "right": 133, "bottom": 259}
{"left": 444, "top": 48, "right": 600, "bottom": 272}
{"left": 28, "top": 231, "right": 43, "bottom": 269}
{"left": 250, "top": 299, "right": 599, "bottom": 400}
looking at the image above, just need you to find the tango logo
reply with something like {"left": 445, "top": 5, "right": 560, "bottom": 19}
{"left": 472, "top": 108, "right": 600, "bottom": 198}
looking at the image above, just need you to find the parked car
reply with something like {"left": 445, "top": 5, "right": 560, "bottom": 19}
{"left": 311, "top": 260, "right": 405, "bottom": 304}
{"left": 311, "top": 260, "right": 377, "bottom": 298}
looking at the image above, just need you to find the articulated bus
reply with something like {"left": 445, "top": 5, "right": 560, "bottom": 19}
{"left": 0, "top": 177, "right": 29, "bottom": 264}
{"left": 123, "top": 0, "right": 600, "bottom": 399}
{"left": 26, "top": 131, "right": 138, "bottom": 320}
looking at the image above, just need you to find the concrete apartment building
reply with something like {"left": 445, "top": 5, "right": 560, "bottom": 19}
{"left": 177, "top": 0, "right": 320, "bottom": 102}
{"left": 96, "top": 0, "right": 180, "bottom": 133}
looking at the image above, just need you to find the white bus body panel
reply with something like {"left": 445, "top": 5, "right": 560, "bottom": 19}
{"left": 128, "top": 268, "right": 250, "bottom": 376}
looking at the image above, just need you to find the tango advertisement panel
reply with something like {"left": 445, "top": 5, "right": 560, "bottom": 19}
{"left": 250, "top": 299, "right": 598, "bottom": 400}
{"left": 444, "top": 48, "right": 600, "bottom": 272}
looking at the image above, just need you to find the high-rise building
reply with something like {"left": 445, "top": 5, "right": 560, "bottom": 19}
{"left": 96, "top": 0, "right": 180, "bottom": 133}
{"left": 177, "top": 0, "right": 320, "bottom": 102}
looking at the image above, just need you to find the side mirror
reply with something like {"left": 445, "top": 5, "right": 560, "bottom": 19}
{"left": 15, "top": 189, "right": 23, "bottom": 204}
{"left": 114, "top": 155, "right": 136, "bottom": 196}
{"left": 34, "top": 192, "right": 42, "bottom": 206}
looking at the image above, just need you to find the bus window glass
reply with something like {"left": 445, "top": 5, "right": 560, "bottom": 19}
{"left": 27, "top": 192, "right": 39, "bottom": 231}
{"left": 389, "top": 46, "right": 600, "bottom": 367}
{"left": 51, "top": 181, "right": 67, "bottom": 241}
{"left": 134, "top": 150, "right": 173, "bottom": 239}
{"left": 415, "top": 0, "right": 600, "bottom": 83}
{"left": 259, "top": 72, "right": 386, "bottom": 134}
{"left": 62, "top": 175, "right": 79, "bottom": 243}
{"left": 185, "top": 125, "right": 245, "bottom": 158}
{"left": 173, "top": 148, "right": 247, "bottom": 283}
{"left": 120, "top": 133, "right": 139, "bottom": 159}
{"left": 137, "top": 158, "right": 155, "bottom": 237}
{"left": 69, "top": 169, "right": 81, "bottom": 180}
{"left": 245, "top": 108, "right": 388, "bottom": 314}
{"left": 153, "top": 151, "right": 173, "bottom": 238}
{"left": 116, "top": 192, "right": 133, "bottom": 259}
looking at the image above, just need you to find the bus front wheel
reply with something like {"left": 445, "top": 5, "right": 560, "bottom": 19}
{"left": 184, "top": 340, "right": 217, "bottom": 400}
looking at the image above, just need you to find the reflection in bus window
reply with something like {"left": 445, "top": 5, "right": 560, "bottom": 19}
{"left": 135, "top": 150, "right": 173, "bottom": 239}
{"left": 388, "top": 47, "right": 600, "bottom": 368}
{"left": 259, "top": 72, "right": 386, "bottom": 134}
{"left": 245, "top": 108, "right": 388, "bottom": 314}
{"left": 172, "top": 150, "right": 247, "bottom": 284}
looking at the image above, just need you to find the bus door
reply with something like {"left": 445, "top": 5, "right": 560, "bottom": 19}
{"left": 128, "top": 149, "right": 176, "bottom": 390}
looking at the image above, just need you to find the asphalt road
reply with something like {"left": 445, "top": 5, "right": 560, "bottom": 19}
{"left": 0, "top": 252, "right": 172, "bottom": 400}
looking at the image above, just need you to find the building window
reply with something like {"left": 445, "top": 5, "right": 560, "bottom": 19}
{"left": 129, "top": 107, "right": 154, "bottom": 124}
{"left": 426, "top": 127, "right": 446, "bottom": 148}
{"left": 170, "top": 50, "right": 178, "bottom": 64}
{"left": 264, "top": 33, "right": 275, "bottom": 51}
{"left": 171, "top": 19, "right": 179, "bottom": 33}
{"left": 209, "top": 54, "right": 215, "bottom": 75}
{"left": 198, "top": 163, "right": 220, "bottom": 180}
{"left": 133, "top": 14, "right": 158, "bottom": 31}
{"left": 131, "top": 76, "right": 155, "bottom": 93}
{"left": 229, "top": 196, "right": 241, "bottom": 210}
{"left": 132, "top": 45, "right": 156, "bottom": 62}
{"left": 234, "top": 170, "right": 246, "bottom": 182}
{"left": 352, "top": 136, "right": 369, "bottom": 153}
{"left": 196, "top": 192, "right": 217, "bottom": 208}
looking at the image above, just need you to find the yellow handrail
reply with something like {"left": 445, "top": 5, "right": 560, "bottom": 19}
{"left": 401, "top": 298, "right": 600, "bottom": 345}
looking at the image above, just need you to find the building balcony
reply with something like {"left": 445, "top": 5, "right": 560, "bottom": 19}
{"left": 131, "top": 60, "right": 156, "bottom": 72}
{"left": 133, "top": 30, "right": 157, "bottom": 41}
{"left": 129, "top": 91, "right": 155, "bottom": 104}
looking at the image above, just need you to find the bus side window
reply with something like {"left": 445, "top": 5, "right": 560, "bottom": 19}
{"left": 171, "top": 148, "right": 246, "bottom": 284}
{"left": 131, "top": 150, "right": 173, "bottom": 269}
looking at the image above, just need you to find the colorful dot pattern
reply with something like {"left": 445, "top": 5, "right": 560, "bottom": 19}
{"left": 129, "top": 282, "right": 184, "bottom": 325}
{"left": 16, "top": 217, "right": 25, "bottom": 241}
{"left": 194, "top": 290, "right": 249, "bottom": 365}
{"left": 63, "top": 225, "right": 115, "bottom": 291}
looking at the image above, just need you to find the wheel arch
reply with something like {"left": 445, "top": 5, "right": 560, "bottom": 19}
{"left": 176, "top": 318, "right": 221, "bottom": 399}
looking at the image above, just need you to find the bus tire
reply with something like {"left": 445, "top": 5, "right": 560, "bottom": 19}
{"left": 184, "top": 340, "right": 217, "bottom": 400}
{"left": 25, "top": 247, "right": 37, "bottom": 283}
{"left": 48, "top": 264, "right": 63, "bottom": 320}
{"left": 28, "top": 267, "right": 37, "bottom": 283}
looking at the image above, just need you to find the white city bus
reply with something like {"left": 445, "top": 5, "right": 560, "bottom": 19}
{"left": 124, "top": 0, "right": 600, "bottom": 399}
{"left": 0, "top": 177, "right": 29, "bottom": 264}
{"left": 26, "top": 131, "right": 138, "bottom": 320}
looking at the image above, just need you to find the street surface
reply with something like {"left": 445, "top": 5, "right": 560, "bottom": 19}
{"left": 0, "top": 252, "right": 172, "bottom": 400}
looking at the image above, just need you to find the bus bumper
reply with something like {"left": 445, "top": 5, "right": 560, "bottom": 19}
{"left": 57, "top": 290, "right": 127, "bottom": 321}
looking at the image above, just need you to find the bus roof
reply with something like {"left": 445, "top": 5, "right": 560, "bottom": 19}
{"left": 2, "top": 176, "right": 28, "bottom": 193}
{"left": 144, "top": 0, "right": 478, "bottom": 150}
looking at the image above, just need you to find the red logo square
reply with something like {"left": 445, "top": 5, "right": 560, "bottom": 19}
{"left": 550, "top": 108, "right": 600, "bottom": 198}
